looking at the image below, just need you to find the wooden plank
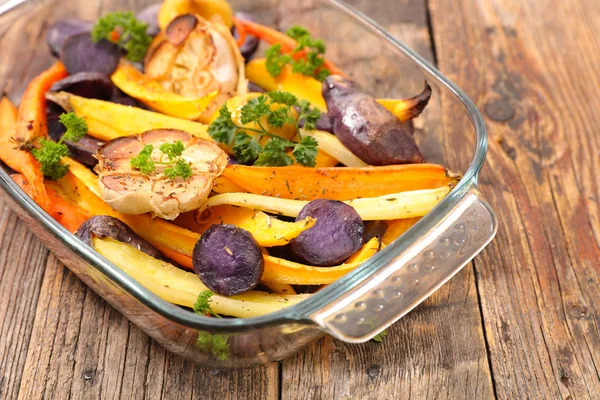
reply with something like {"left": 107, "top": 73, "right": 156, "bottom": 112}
{"left": 278, "top": 1, "right": 494, "bottom": 399}
{"left": 0, "top": 199, "right": 49, "bottom": 400}
{"left": 428, "top": 0, "right": 600, "bottom": 398}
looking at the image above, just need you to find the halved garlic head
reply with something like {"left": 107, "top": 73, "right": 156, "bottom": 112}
{"left": 145, "top": 13, "right": 247, "bottom": 122}
{"left": 95, "top": 129, "right": 228, "bottom": 220}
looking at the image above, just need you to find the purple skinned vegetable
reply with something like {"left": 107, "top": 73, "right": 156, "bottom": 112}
{"left": 135, "top": 3, "right": 162, "bottom": 37}
{"left": 291, "top": 199, "right": 364, "bottom": 267}
{"left": 233, "top": 12, "right": 259, "bottom": 60}
{"left": 323, "top": 75, "right": 425, "bottom": 165}
{"left": 61, "top": 33, "right": 121, "bottom": 75}
{"left": 47, "top": 112, "right": 104, "bottom": 167}
{"left": 50, "top": 72, "right": 115, "bottom": 100}
{"left": 76, "top": 216, "right": 163, "bottom": 260}
{"left": 193, "top": 224, "right": 264, "bottom": 296}
{"left": 46, "top": 19, "right": 93, "bottom": 57}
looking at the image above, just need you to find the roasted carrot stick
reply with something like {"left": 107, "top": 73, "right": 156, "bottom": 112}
{"left": 222, "top": 164, "right": 460, "bottom": 200}
{"left": 232, "top": 17, "right": 248, "bottom": 48}
{"left": 0, "top": 96, "right": 49, "bottom": 207}
{"left": 11, "top": 174, "right": 90, "bottom": 232}
{"left": 15, "top": 62, "right": 67, "bottom": 144}
{"left": 233, "top": 18, "right": 346, "bottom": 77}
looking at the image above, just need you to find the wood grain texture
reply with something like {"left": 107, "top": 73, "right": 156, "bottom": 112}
{"left": 428, "top": 0, "right": 600, "bottom": 398}
{"left": 278, "top": 1, "right": 493, "bottom": 399}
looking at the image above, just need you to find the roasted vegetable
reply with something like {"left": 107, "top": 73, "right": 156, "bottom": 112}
{"left": 262, "top": 237, "right": 382, "bottom": 285}
{"left": 49, "top": 72, "right": 115, "bottom": 100}
{"left": 378, "top": 82, "right": 432, "bottom": 122}
{"left": 158, "top": 0, "right": 234, "bottom": 30}
{"left": 47, "top": 115, "right": 104, "bottom": 167}
{"left": 362, "top": 220, "right": 388, "bottom": 244}
{"left": 45, "top": 92, "right": 212, "bottom": 142}
{"left": 381, "top": 218, "right": 421, "bottom": 245}
{"left": 197, "top": 186, "right": 451, "bottom": 221}
{"left": 135, "top": 3, "right": 162, "bottom": 36}
{"left": 145, "top": 13, "right": 247, "bottom": 122}
{"left": 192, "top": 224, "right": 264, "bottom": 296}
{"left": 61, "top": 33, "right": 121, "bottom": 76}
{"left": 221, "top": 163, "right": 459, "bottom": 200}
{"left": 299, "top": 129, "right": 367, "bottom": 167}
{"left": 93, "top": 237, "right": 309, "bottom": 317}
{"left": 291, "top": 199, "right": 364, "bottom": 266}
{"left": 76, "top": 215, "right": 163, "bottom": 259}
{"left": 111, "top": 62, "right": 219, "bottom": 120}
{"left": 46, "top": 19, "right": 94, "bottom": 57}
{"left": 247, "top": 59, "right": 431, "bottom": 123}
{"left": 232, "top": 12, "right": 259, "bottom": 60}
{"left": 12, "top": 173, "right": 90, "bottom": 232}
{"left": 195, "top": 205, "right": 315, "bottom": 247}
{"left": 95, "top": 129, "right": 227, "bottom": 220}
{"left": 323, "top": 75, "right": 424, "bottom": 165}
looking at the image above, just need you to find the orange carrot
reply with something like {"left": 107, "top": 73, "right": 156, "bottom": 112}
{"left": 222, "top": 164, "right": 460, "bottom": 201}
{"left": 233, "top": 18, "right": 347, "bottom": 77}
{"left": 11, "top": 174, "right": 90, "bottom": 232}
{"left": 0, "top": 96, "right": 48, "bottom": 207}
{"left": 15, "top": 62, "right": 67, "bottom": 143}
{"left": 233, "top": 17, "right": 248, "bottom": 48}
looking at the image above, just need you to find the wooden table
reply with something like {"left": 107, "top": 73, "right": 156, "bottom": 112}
{"left": 1, "top": 0, "right": 600, "bottom": 398}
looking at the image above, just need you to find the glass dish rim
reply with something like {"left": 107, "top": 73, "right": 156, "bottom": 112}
{"left": 0, "top": 0, "right": 488, "bottom": 332}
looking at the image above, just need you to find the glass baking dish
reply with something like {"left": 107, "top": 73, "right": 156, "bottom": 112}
{"left": 0, "top": 0, "right": 497, "bottom": 368}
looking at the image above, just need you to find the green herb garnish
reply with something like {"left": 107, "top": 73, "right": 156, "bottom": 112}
{"left": 371, "top": 329, "right": 388, "bottom": 343}
{"left": 193, "top": 290, "right": 222, "bottom": 318}
{"left": 265, "top": 26, "right": 330, "bottom": 81}
{"left": 30, "top": 112, "right": 88, "bottom": 180}
{"left": 92, "top": 11, "right": 152, "bottom": 62}
{"left": 193, "top": 291, "right": 229, "bottom": 359}
{"left": 208, "top": 91, "right": 320, "bottom": 167}
{"left": 130, "top": 140, "right": 193, "bottom": 180}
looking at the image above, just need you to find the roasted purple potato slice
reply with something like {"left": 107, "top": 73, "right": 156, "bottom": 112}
{"left": 291, "top": 199, "right": 364, "bottom": 267}
{"left": 136, "top": 3, "right": 162, "bottom": 37}
{"left": 323, "top": 75, "right": 425, "bottom": 165}
{"left": 61, "top": 33, "right": 121, "bottom": 76}
{"left": 46, "top": 19, "right": 93, "bottom": 57}
{"left": 76, "top": 215, "right": 163, "bottom": 259}
{"left": 50, "top": 72, "right": 115, "bottom": 100}
{"left": 47, "top": 112, "right": 104, "bottom": 167}
{"left": 192, "top": 224, "right": 264, "bottom": 296}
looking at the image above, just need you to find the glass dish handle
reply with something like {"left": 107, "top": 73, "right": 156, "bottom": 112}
{"left": 309, "top": 187, "right": 497, "bottom": 343}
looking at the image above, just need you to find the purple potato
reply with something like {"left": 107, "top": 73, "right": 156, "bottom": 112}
{"left": 61, "top": 33, "right": 121, "bottom": 76}
{"left": 291, "top": 199, "right": 364, "bottom": 267}
{"left": 76, "top": 216, "right": 163, "bottom": 259}
{"left": 165, "top": 14, "right": 198, "bottom": 46}
{"left": 193, "top": 224, "right": 264, "bottom": 296}
{"left": 247, "top": 82, "right": 266, "bottom": 93}
{"left": 135, "top": 3, "right": 162, "bottom": 37}
{"left": 50, "top": 72, "right": 115, "bottom": 100}
{"left": 47, "top": 112, "right": 104, "bottom": 167}
{"left": 233, "top": 12, "right": 259, "bottom": 60}
{"left": 298, "top": 112, "right": 334, "bottom": 133}
{"left": 323, "top": 75, "right": 425, "bottom": 165}
{"left": 362, "top": 220, "right": 388, "bottom": 244}
{"left": 46, "top": 19, "right": 93, "bottom": 57}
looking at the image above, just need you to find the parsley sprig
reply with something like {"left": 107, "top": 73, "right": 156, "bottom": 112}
{"left": 29, "top": 112, "right": 88, "bottom": 180}
{"left": 265, "top": 26, "right": 330, "bottom": 81}
{"left": 92, "top": 11, "right": 152, "bottom": 62}
{"left": 208, "top": 92, "right": 320, "bottom": 167}
{"left": 193, "top": 290, "right": 222, "bottom": 318}
{"left": 130, "top": 140, "right": 193, "bottom": 180}
{"left": 193, "top": 291, "right": 229, "bottom": 359}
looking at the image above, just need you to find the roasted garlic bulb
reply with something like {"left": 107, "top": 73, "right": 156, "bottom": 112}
{"left": 96, "top": 129, "right": 228, "bottom": 220}
{"left": 144, "top": 13, "right": 247, "bottom": 122}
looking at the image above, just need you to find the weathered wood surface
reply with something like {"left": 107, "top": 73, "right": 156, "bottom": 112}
{"left": 1, "top": 0, "right": 600, "bottom": 399}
